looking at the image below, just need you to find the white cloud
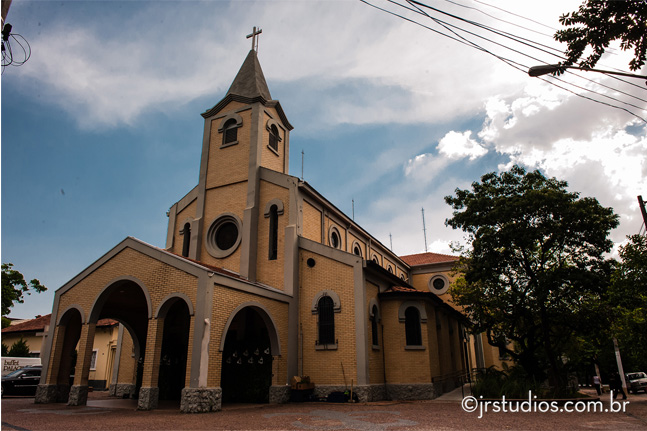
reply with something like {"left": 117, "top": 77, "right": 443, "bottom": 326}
{"left": 438, "top": 130, "right": 487, "bottom": 160}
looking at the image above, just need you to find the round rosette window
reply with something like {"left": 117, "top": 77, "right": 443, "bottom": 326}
{"left": 205, "top": 214, "right": 242, "bottom": 258}
{"left": 428, "top": 275, "right": 449, "bottom": 295}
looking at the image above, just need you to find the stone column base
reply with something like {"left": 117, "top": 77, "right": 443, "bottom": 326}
{"left": 137, "top": 386, "right": 159, "bottom": 410}
{"left": 67, "top": 385, "right": 89, "bottom": 406}
{"left": 35, "top": 384, "right": 70, "bottom": 404}
{"left": 109, "top": 383, "right": 137, "bottom": 399}
{"left": 180, "top": 387, "right": 222, "bottom": 413}
{"left": 385, "top": 383, "right": 436, "bottom": 400}
{"left": 269, "top": 385, "right": 290, "bottom": 404}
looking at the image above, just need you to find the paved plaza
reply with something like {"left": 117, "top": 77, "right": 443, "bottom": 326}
{"left": 2, "top": 387, "right": 646, "bottom": 430}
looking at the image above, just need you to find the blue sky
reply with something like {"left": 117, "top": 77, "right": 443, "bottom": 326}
{"left": 2, "top": 0, "right": 646, "bottom": 319}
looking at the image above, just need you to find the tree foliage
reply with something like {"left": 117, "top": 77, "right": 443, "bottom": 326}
{"left": 7, "top": 338, "right": 31, "bottom": 358}
{"left": 607, "top": 234, "right": 647, "bottom": 371}
{"left": 1, "top": 263, "right": 47, "bottom": 320}
{"left": 445, "top": 166, "right": 619, "bottom": 393}
{"left": 554, "top": 0, "right": 647, "bottom": 72}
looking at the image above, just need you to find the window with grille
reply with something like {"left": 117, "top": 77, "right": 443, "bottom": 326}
{"left": 223, "top": 118, "right": 238, "bottom": 145}
{"left": 269, "top": 124, "right": 279, "bottom": 151}
{"left": 405, "top": 306, "right": 422, "bottom": 346}
{"left": 318, "top": 296, "right": 335, "bottom": 345}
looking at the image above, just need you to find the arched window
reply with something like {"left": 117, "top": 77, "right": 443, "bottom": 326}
{"left": 405, "top": 306, "right": 422, "bottom": 346}
{"left": 269, "top": 124, "right": 280, "bottom": 152}
{"left": 223, "top": 118, "right": 238, "bottom": 145}
{"left": 370, "top": 304, "right": 379, "bottom": 347}
{"left": 329, "top": 227, "right": 341, "bottom": 249}
{"left": 268, "top": 204, "right": 278, "bottom": 260}
{"left": 180, "top": 222, "right": 191, "bottom": 257}
{"left": 317, "top": 296, "right": 335, "bottom": 346}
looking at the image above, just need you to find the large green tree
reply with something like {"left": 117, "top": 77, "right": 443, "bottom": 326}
{"left": 607, "top": 234, "right": 647, "bottom": 372}
{"left": 555, "top": 0, "right": 647, "bottom": 72}
{"left": 445, "top": 166, "right": 618, "bottom": 393}
{"left": 1, "top": 263, "right": 47, "bottom": 328}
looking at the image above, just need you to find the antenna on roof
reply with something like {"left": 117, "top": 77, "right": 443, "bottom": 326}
{"left": 422, "top": 208, "right": 428, "bottom": 252}
{"left": 389, "top": 233, "right": 393, "bottom": 251}
{"left": 301, "top": 149, "right": 304, "bottom": 181}
{"left": 352, "top": 199, "right": 355, "bottom": 220}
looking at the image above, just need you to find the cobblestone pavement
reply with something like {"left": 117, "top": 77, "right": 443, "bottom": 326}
{"left": 2, "top": 389, "right": 646, "bottom": 430}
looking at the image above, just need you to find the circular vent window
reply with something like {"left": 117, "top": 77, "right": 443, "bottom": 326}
{"left": 206, "top": 214, "right": 242, "bottom": 258}
{"left": 429, "top": 275, "right": 449, "bottom": 295}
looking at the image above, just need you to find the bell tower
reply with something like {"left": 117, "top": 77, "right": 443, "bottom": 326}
{"left": 181, "top": 32, "right": 293, "bottom": 280}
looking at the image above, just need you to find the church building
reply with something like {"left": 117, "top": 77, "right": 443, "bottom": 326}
{"left": 35, "top": 41, "right": 501, "bottom": 413}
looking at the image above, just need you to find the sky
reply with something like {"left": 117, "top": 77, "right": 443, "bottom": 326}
{"left": 2, "top": 0, "right": 646, "bottom": 320}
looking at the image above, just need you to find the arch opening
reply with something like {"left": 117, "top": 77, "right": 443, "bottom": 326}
{"left": 220, "top": 307, "right": 275, "bottom": 404}
{"left": 158, "top": 299, "right": 191, "bottom": 401}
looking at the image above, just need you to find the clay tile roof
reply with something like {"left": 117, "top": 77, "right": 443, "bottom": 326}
{"left": 399, "top": 252, "right": 459, "bottom": 267}
{"left": 1, "top": 314, "right": 51, "bottom": 333}
{"left": 1, "top": 314, "right": 118, "bottom": 333}
{"left": 387, "top": 286, "right": 420, "bottom": 293}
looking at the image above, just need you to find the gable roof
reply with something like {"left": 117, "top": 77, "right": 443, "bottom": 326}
{"left": 2, "top": 314, "right": 118, "bottom": 334}
{"left": 399, "top": 252, "right": 459, "bottom": 267}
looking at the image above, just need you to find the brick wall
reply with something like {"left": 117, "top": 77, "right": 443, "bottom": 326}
{"left": 255, "top": 180, "right": 290, "bottom": 290}
{"left": 206, "top": 106, "right": 252, "bottom": 189}
{"left": 302, "top": 201, "right": 322, "bottom": 243}
{"left": 381, "top": 300, "right": 431, "bottom": 384}
{"left": 299, "top": 250, "right": 357, "bottom": 386}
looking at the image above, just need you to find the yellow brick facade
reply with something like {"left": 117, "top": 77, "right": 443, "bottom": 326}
{"left": 37, "top": 48, "right": 478, "bottom": 412}
{"left": 255, "top": 180, "right": 290, "bottom": 290}
{"left": 299, "top": 250, "right": 357, "bottom": 386}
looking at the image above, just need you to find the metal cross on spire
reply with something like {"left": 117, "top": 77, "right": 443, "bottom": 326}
{"left": 247, "top": 26, "right": 262, "bottom": 52}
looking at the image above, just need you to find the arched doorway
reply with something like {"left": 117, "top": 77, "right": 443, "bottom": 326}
{"left": 221, "top": 307, "right": 275, "bottom": 403}
{"left": 157, "top": 299, "right": 191, "bottom": 401}
{"left": 88, "top": 278, "right": 151, "bottom": 397}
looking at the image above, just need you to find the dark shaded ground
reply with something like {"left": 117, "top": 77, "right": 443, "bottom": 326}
{"left": 2, "top": 388, "right": 646, "bottom": 430}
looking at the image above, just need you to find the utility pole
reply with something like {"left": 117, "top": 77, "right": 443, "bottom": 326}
{"left": 421, "top": 208, "right": 428, "bottom": 252}
{"left": 613, "top": 337, "right": 628, "bottom": 392}
{"left": 638, "top": 196, "right": 647, "bottom": 230}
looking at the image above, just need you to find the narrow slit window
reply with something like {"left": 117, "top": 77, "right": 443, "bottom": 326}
{"left": 269, "top": 204, "right": 278, "bottom": 260}
{"left": 371, "top": 305, "right": 379, "bottom": 346}
{"left": 180, "top": 222, "right": 191, "bottom": 257}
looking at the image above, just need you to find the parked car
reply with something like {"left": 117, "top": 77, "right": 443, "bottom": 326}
{"left": 625, "top": 372, "right": 647, "bottom": 394}
{"left": 1, "top": 365, "right": 42, "bottom": 397}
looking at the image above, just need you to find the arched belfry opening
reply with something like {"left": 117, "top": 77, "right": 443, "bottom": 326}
{"left": 157, "top": 299, "right": 191, "bottom": 402}
{"left": 220, "top": 306, "right": 277, "bottom": 404}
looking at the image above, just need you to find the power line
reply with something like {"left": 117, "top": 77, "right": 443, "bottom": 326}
{"left": 360, "top": 0, "right": 647, "bottom": 123}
